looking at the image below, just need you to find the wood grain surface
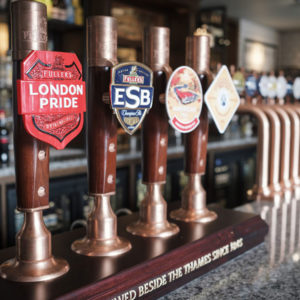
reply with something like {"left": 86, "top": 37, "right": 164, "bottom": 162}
{"left": 0, "top": 203, "right": 268, "bottom": 300}
{"left": 87, "top": 66, "right": 117, "bottom": 194}
{"left": 142, "top": 70, "right": 168, "bottom": 183}
{"left": 184, "top": 73, "right": 212, "bottom": 174}
{"left": 13, "top": 62, "right": 49, "bottom": 210}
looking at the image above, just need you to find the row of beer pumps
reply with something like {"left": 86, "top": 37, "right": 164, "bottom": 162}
{"left": 236, "top": 72, "right": 300, "bottom": 267}
{"left": 230, "top": 66, "right": 300, "bottom": 266}
{"left": 233, "top": 71, "right": 300, "bottom": 102}
{"left": 0, "top": 0, "right": 242, "bottom": 282}
{"left": 238, "top": 72, "right": 300, "bottom": 205}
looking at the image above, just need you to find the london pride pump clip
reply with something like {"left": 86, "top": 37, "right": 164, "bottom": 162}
{"left": 17, "top": 50, "right": 86, "bottom": 149}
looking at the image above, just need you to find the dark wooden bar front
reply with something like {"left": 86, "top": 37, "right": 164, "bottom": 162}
{"left": 0, "top": 203, "right": 267, "bottom": 300}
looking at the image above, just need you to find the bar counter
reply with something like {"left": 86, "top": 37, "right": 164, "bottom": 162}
{"left": 161, "top": 200, "right": 300, "bottom": 299}
{"left": 0, "top": 199, "right": 297, "bottom": 299}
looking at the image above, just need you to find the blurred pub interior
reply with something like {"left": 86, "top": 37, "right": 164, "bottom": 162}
{"left": 0, "top": 0, "right": 299, "bottom": 248}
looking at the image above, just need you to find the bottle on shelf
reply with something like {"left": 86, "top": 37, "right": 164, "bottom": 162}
{"left": 5, "top": 54, "right": 12, "bottom": 89}
{"left": 73, "top": 0, "right": 83, "bottom": 26}
{"left": 52, "top": 0, "right": 67, "bottom": 21}
{"left": 65, "top": 0, "right": 75, "bottom": 24}
{"left": 0, "top": 109, "right": 9, "bottom": 165}
{"left": 43, "top": 201, "right": 59, "bottom": 229}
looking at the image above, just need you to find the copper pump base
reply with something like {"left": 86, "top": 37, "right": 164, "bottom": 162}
{"left": 127, "top": 183, "right": 179, "bottom": 238}
{"left": 0, "top": 257, "right": 69, "bottom": 283}
{"left": 126, "top": 220, "right": 179, "bottom": 238}
{"left": 71, "top": 237, "right": 131, "bottom": 257}
{"left": 0, "top": 211, "right": 69, "bottom": 282}
{"left": 71, "top": 194, "right": 131, "bottom": 257}
{"left": 170, "top": 207, "right": 217, "bottom": 223}
{"left": 170, "top": 174, "right": 217, "bottom": 223}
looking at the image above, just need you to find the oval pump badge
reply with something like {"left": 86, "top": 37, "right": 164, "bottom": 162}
{"left": 166, "top": 66, "right": 203, "bottom": 133}
{"left": 276, "top": 76, "right": 288, "bottom": 99}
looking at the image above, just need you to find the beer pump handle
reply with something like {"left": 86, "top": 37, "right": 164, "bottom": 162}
{"left": 87, "top": 16, "right": 118, "bottom": 195}
{"left": 12, "top": 1, "right": 49, "bottom": 210}
{"left": 142, "top": 27, "right": 171, "bottom": 183}
{"left": 184, "top": 30, "right": 212, "bottom": 175}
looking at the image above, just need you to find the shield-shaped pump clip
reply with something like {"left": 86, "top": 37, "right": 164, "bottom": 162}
{"left": 110, "top": 62, "right": 154, "bottom": 135}
{"left": 17, "top": 50, "right": 86, "bottom": 150}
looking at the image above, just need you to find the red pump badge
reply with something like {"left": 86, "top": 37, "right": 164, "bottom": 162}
{"left": 17, "top": 50, "right": 86, "bottom": 149}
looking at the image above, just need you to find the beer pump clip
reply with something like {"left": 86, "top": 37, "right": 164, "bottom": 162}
{"left": 17, "top": 50, "right": 86, "bottom": 149}
{"left": 170, "top": 27, "right": 240, "bottom": 223}
{"left": 257, "top": 74, "right": 269, "bottom": 104}
{"left": 245, "top": 73, "right": 259, "bottom": 103}
{"left": 165, "top": 66, "right": 203, "bottom": 134}
{"left": 110, "top": 62, "right": 154, "bottom": 135}
{"left": 204, "top": 65, "right": 241, "bottom": 135}
{"left": 293, "top": 77, "right": 300, "bottom": 100}
{"left": 276, "top": 74, "right": 288, "bottom": 102}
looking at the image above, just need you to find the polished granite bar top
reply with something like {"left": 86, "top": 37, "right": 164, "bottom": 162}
{"left": 160, "top": 200, "right": 300, "bottom": 299}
